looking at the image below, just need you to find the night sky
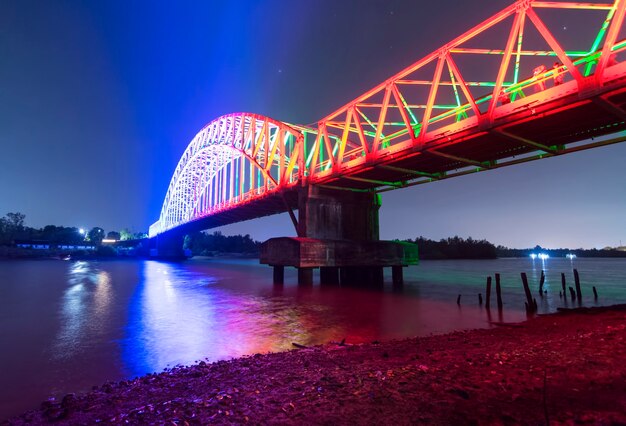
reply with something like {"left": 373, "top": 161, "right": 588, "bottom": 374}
{"left": 1, "top": 0, "right": 625, "bottom": 249}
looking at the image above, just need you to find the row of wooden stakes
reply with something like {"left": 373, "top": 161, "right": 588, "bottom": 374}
{"left": 456, "top": 269, "right": 598, "bottom": 314}
{"left": 521, "top": 268, "right": 598, "bottom": 313}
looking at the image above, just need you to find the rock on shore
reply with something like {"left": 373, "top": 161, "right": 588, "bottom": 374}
{"left": 6, "top": 305, "right": 626, "bottom": 425}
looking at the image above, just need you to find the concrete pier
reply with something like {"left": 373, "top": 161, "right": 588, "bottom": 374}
{"left": 148, "top": 230, "right": 187, "bottom": 259}
{"left": 320, "top": 267, "right": 340, "bottom": 285}
{"left": 273, "top": 265, "right": 284, "bottom": 284}
{"left": 260, "top": 185, "right": 418, "bottom": 286}
{"left": 260, "top": 237, "right": 418, "bottom": 285}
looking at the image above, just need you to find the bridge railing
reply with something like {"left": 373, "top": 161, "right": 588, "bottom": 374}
{"left": 302, "top": 0, "right": 625, "bottom": 180}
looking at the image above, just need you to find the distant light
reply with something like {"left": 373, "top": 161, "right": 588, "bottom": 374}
{"left": 102, "top": 239, "right": 117, "bottom": 244}
{"left": 538, "top": 253, "right": 550, "bottom": 260}
{"left": 79, "top": 228, "right": 85, "bottom": 235}
{"left": 566, "top": 253, "right": 576, "bottom": 259}
{"left": 530, "top": 253, "right": 537, "bottom": 259}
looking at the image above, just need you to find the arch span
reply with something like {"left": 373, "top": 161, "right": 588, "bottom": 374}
{"left": 149, "top": 113, "right": 304, "bottom": 237}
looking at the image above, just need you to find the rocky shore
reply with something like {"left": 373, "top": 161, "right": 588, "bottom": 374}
{"left": 5, "top": 305, "right": 626, "bottom": 425}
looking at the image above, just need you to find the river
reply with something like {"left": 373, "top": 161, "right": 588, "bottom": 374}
{"left": 1, "top": 256, "right": 625, "bottom": 419}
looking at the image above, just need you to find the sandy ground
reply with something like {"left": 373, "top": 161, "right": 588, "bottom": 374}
{"left": 5, "top": 305, "right": 626, "bottom": 425}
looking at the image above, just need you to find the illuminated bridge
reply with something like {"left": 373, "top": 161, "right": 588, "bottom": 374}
{"left": 149, "top": 0, "right": 626, "bottom": 284}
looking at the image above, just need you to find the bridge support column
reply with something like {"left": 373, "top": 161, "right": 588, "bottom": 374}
{"left": 260, "top": 186, "right": 418, "bottom": 286}
{"left": 273, "top": 266, "right": 284, "bottom": 284}
{"left": 298, "top": 267, "right": 314, "bottom": 285}
{"left": 149, "top": 231, "right": 187, "bottom": 259}
{"left": 297, "top": 185, "right": 380, "bottom": 241}
{"left": 320, "top": 267, "right": 339, "bottom": 285}
{"left": 392, "top": 265, "right": 404, "bottom": 286}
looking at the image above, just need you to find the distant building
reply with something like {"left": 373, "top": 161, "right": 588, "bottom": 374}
{"left": 15, "top": 240, "right": 50, "bottom": 250}
{"left": 14, "top": 240, "right": 96, "bottom": 251}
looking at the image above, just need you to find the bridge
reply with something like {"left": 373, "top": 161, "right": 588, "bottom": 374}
{"left": 149, "top": 0, "right": 626, "bottom": 285}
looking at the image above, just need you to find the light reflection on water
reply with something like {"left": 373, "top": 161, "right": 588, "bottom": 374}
{"left": 53, "top": 262, "right": 113, "bottom": 360}
{"left": 1, "top": 257, "right": 625, "bottom": 419}
{"left": 122, "top": 261, "right": 323, "bottom": 377}
{"left": 119, "top": 259, "right": 527, "bottom": 378}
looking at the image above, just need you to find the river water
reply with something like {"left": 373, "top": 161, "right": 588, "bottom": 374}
{"left": 1, "top": 256, "right": 625, "bottom": 418}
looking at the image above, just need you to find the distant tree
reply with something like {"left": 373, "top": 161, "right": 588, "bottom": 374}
{"left": 120, "top": 229, "right": 133, "bottom": 241}
{"left": 5, "top": 212, "right": 25, "bottom": 230}
{"left": 0, "top": 212, "right": 27, "bottom": 244}
{"left": 0, "top": 217, "right": 8, "bottom": 245}
{"left": 106, "top": 231, "right": 121, "bottom": 240}
{"left": 87, "top": 227, "right": 105, "bottom": 245}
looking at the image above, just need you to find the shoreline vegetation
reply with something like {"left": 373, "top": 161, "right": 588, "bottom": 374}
{"left": 6, "top": 305, "right": 626, "bottom": 424}
{"left": 2, "top": 212, "right": 626, "bottom": 260}
{"left": 3, "top": 233, "right": 626, "bottom": 261}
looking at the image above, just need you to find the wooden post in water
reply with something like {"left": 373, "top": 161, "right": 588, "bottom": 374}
{"left": 521, "top": 272, "right": 535, "bottom": 313}
{"left": 561, "top": 273, "right": 566, "bottom": 295}
{"left": 539, "top": 270, "right": 545, "bottom": 295}
{"left": 569, "top": 286, "right": 576, "bottom": 301}
{"left": 495, "top": 273, "right": 503, "bottom": 311}
{"left": 478, "top": 293, "right": 483, "bottom": 305}
{"left": 593, "top": 286, "right": 598, "bottom": 300}
{"left": 457, "top": 294, "right": 461, "bottom": 306}
{"left": 574, "top": 269, "right": 582, "bottom": 300}
{"left": 485, "top": 276, "right": 492, "bottom": 309}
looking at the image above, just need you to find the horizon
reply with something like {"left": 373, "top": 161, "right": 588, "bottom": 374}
{"left": 4, "top": 211, "right": 624, "bottom": 252}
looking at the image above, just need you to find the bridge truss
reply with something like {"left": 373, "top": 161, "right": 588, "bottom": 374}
{"left": 150, "top": 114, "right": 303, "bottom": 236}
{"left": 151, "top": 0, "right": 626, "bottom": 237}
{"left": 304, "top": 0, "right": 626, "bottom": 189}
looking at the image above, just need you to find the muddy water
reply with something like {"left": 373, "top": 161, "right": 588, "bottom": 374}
{"left": 1, "top": 256, "right": 624, "bottom": 418}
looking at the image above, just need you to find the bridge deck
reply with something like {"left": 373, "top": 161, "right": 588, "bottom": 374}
{"left": 314, "top": 67, "right": 626, "bottom": 192}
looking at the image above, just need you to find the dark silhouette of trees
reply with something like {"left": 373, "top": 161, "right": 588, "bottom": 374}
{"left": 40, "top": 225, "right": 84, "bottom": 244}
{"left": 106, "top": 231, "right": 121, "bottom": 240}
{"left": 1, "top": 211, "right": 625, "bottom": 260}
{"left": 406, "top": 236, "right": 497, "bottom": 259}
{"left": 87, "top": 227, "right": 105, "bottom": 245}
{"left": 496, "top": 245, "right": 626, "bottom": 258}
{"left": 5, "top": 212, "right": 25, "bottom": 230}
{"left": 184, "top": 231, "right": 260, "bottom": 256}
{"left": 0, "top": 212, "right": 27, "bottom": 244}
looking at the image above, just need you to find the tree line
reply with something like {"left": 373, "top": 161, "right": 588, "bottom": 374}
{"left": 496, "top": 245, "right": 626, "bottom": 258}
{"left": 404, "top": 236, "right": 497, "bottom": 260}
{"left": 4, "top": 211, "right": 625, "bottom": 259}
{"left": 405, "top": 237, "right": 626, "bottom": 259}
{"left": 0, "top": 212, "right": 145, "bottom": 246}
{"left": 184, "top": 231, "right": 260, "bottom": 256}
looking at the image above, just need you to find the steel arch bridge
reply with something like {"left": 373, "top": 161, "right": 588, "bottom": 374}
{"left": 150, "top": 0, "right": 626, "bottom": 238}
{"left": 149, "top": 114, "right": 303, "bottom": 237}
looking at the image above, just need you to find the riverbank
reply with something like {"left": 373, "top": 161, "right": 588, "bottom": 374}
{"left": 5, "top": 305, "right": 625, "bottom": 425}
{"left": 0, "top": 246, "right": 115, "bottom": 260}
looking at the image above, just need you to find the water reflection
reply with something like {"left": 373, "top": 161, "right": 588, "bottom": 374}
{"left": 2, "top": 257, "right": 626, "bottom": 419}
{"left": 53, "top": 262, "right": 112, "bottom": 360}
{"left": 123, "top": 261, "right": 322, "bottom": 377}
{"left": 534, "top": 257, "right": 557, "bottom": 312}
